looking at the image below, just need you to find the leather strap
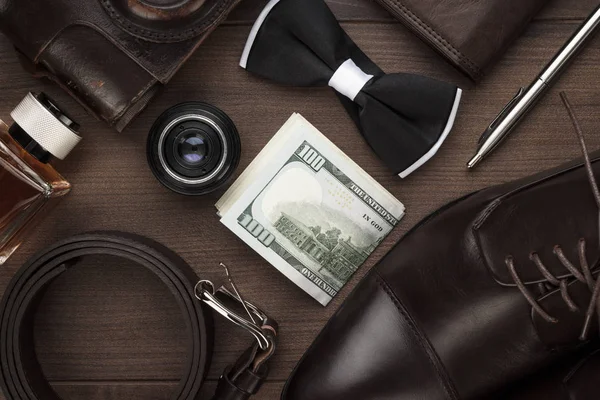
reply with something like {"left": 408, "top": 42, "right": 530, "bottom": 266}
{"left": 0, "top": 231, "right": 270, "bottom": 399}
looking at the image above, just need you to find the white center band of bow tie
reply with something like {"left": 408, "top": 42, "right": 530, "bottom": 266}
{"left": 328, "top": 59, "right": 374, "bottom": 101}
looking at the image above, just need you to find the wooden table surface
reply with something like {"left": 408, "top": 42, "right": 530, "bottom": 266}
{"left": 1, "top": 0, "right": 600, "bottom": 398}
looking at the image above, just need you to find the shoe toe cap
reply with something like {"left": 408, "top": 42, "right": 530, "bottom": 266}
{"left": 282, "top": 273, "right": 456, "bottom": 400}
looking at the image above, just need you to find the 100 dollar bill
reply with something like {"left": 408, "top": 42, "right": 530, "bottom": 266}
{"left": 218, "top": 114, "right": 405, "bottom": 305}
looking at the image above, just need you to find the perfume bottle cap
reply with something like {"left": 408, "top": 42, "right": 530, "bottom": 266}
{"left": 10, "top": 93, "right": 81, "bottom": 160}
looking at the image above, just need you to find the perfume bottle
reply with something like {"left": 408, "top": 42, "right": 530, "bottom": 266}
{"left": 0, "top": 92, "right": 81, "bottom": 264}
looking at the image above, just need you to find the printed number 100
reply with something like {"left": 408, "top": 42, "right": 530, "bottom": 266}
{"left": 298, "top": 144, "right": 326, "bottom": 171}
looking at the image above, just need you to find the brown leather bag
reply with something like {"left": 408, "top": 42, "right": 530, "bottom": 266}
{"left": 374, "top": 0, "right": 550, "bottom": 82}
{"left": 0, "top": 0, "right": 241, "bottom": 131}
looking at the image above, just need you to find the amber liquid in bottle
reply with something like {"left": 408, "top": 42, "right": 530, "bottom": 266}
{"left": 0, "top": 122, "right": 71, "bottom": 264}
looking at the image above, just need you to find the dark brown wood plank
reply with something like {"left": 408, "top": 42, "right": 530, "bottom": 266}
{"left": 52, "top": 382, "right": 180, "bottom": 400}
{"left": 227, "top": 0, "right": 392, "bottom": 23}
{"left": 538, "top": 0, "right": 599, "bottom": 20}
{"left": 34, "top": 259, "right": 188, "bottom": 381}
{"left": 227, "top": 0, "right": 600, "bottom": 23}
{"left": 1, "top": 0, "right": 599, "bottom": 398}
{"left": 50, "top": 381, "right": 282, "bottom": 399}
{"left": 0, "top": 380, "right": 284, "bottom": 399}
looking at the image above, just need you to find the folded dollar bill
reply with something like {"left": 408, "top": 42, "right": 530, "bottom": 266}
{"left": 216, "top": 114, "right": 405, "bottom": 305}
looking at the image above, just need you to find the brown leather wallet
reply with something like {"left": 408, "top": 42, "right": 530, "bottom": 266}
{"left": 374, "top": 0, "right": 550, "bottom": 82}
{"left": 0, "top": 0, "right": 241, "bottom": 131}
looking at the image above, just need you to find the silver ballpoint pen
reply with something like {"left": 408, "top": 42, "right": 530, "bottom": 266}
{"left": 467, "top": 3, "right": 600, "bottom": 169}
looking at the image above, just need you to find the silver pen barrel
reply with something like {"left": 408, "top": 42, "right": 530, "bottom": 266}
{"left": 468, "top": 4, "right": 600, "bottom": 169}
{"left": 541, "top": 5, "right": 600, "bottom": 84}
{"left": 467, "top": 80, "right": 546, "bottom": 169}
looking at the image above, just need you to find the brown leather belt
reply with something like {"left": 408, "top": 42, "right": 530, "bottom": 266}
{"left": 0, "top": 232, "right": 276, "bottom": 400}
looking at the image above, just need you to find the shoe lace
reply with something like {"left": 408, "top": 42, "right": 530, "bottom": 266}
{"left": 504, "top": 92, "right": 600, "bottom": 342}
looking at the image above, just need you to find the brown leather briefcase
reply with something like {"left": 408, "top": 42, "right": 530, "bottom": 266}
{"left": 0, "top": 0, "right": 241, "bottom": 131}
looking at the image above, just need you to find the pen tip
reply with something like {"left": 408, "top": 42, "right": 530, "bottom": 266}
{"left": 467, "top": 154, "right": 483, "bottom": 169}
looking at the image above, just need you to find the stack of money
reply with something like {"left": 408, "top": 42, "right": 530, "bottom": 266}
{"left": 216, "top": 114, "right": 405, "bottom": 305}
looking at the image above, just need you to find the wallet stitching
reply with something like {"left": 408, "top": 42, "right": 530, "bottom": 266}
{"left": 384, "top": 0, "right": 482, "bottom": 79}
{"left": 99, "top": 0, "right": 235, "bottom": 42}
{"left": 374, "top": 273, "right": 460, "bottom": 400}
{"left": 113, "top": 78, "right": 159, "bottom": 122}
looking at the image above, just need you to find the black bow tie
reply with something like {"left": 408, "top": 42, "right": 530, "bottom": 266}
{"left": 240, "top": 0, "right": 462, "bottom": 177}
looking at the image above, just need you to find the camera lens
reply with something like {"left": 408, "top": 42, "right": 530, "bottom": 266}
{"left": 147, "top": 102, "right": 241, "bottom": 195}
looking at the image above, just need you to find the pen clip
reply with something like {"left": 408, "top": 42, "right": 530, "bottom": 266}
{"left": 479, "top": 87, "right": 525, "bottom": 145}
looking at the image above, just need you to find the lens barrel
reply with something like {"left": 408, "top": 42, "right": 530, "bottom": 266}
{"left": 147, "top": 102, "right": 241, "bottom": 195}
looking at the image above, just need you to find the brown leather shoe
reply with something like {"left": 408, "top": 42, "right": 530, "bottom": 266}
{"left": 494, "top": 349, "right": 599, "bottom": 400}
{"left": 282, "top": 95, "right": 600, "bottom": 400}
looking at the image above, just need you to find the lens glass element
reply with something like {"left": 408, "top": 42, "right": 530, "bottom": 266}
{"left": 177, "top": 133, "right": 208, "bottom": 166}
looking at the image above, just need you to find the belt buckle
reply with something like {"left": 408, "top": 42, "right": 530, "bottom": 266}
{"left": 194, "top": 264, "right": 278, "bottom": 352}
